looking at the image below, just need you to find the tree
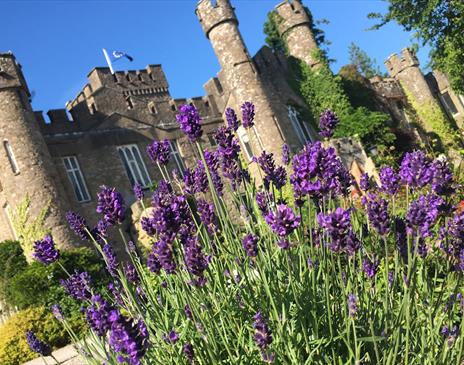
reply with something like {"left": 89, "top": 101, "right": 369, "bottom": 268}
{"left": 368, "top": 0, "right": 464, "bottom": 94}
{"left": 348, "top": 42, "right": 382, "bottom": 79}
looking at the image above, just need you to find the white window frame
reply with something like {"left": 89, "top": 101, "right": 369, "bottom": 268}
{"left": 237, "top": 126, "right": 253, "bottom": 161}
{"left": 117, "top": 144, "right": 151, "bottom": 188}
{"left": 169, "top": 140, "right": 185, "bottom": 175}
{"left": 288, "top": 106, "right": 313, "bottom": 144}
{"left": 458, "top": 95, "right": 464, "bottom": 108}
{"left": 439, "top": 91, "right": 459, "bottom": 117}
{"left": 4, "top": 203, "right": 17, "bottom": 239}
{"left": 63, "top": 156, "right": 91, "bottom": 203}
{"left": 3, "top": 140, "right": 19, "bottom": 174}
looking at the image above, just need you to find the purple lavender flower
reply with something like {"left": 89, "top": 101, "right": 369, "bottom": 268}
{"left": 225, "top": 107, "right": 239, "bottom": 131}
{"left": 317, "top": 208, "right": 360, "bottom": 255}
{"left": 60, "top": 270, "right": 92, "bottom": 301}
{"left": 361, "top": 193, "right": 390, "bottom": 235}
{"left": 395, "top": 217, "right": 408, "bottom": 262}
{"left": 193, "top": 160, "right": 208, "bottom": 194}
{"left": 96, "top": 186, "right": 125, "bottom": 225}
{"left": 282, "top": 143, "right": 290, "bottom": 165}
{"left": 362, "top": 257, "right": 380, "bottom": 279}
{"left": 147, "top": 246, "right": 161, "bottom": 274}
{"left": 265, "top": 204, "right": 300, "bottom": 239}
{"left": 197, "top": 199, "right": 218, "bottom": 234}
{"left": 51, "top": 304, "right": 64, "bottom": 321}
{"left": 348, "top": 293, "right": 358, "bottom": 317}
{"left": 406, "top": 193, "right": 447, "bottom": 238}
{"left": 133, "top": 182, "right": 144, "bottom": 201}
{"left": 146, "top": 139, "right": 170, "bottom": 165}
{"left": 318, "top": 109, "right": 339, "bottom": 138}
{"left": 32, "top": 235, "right": 60, "bottom": 265}
{"left": 379, "top": 166, "right": 400, "bottom": 195}
{"left": 399, "top": 150, "right": 433, "bottom": 189}
{"left": 184, "top": 237, "right": 209, "bottom": 279}
{"left": 256, "top": 191, "right": 270, "bottom": 215}
{"left": 255, "top": 151, "right": 287, "bottom": 190}
{"left": 183, "top": 343, "right": 195, "bottom": 363}
{"left": 359, "top": 173, "right": 370, "bottom": 192}
{"left": 204, "top": 149, "right": 224, "bottom": 196}
{"left": 153, "top": 239, "right": 177, "bottom": 274}
{"left": 290, "top": 141, "right": 352, "bottom": 201}
{"left": 162, "top": 330, "right": 179, "bottom": 344}
{"left": 242, "top": 233, "right": 259, "bottom": 257}
{"left": 215, "top": 126, "right": 241, "bottom": 160}
{"left": 124, "top": 263, "right": 140, "bottom": 284}
{"left": 184, "top": 304, "right": 193, "bottom": 320}
{"left": 108, "top": 311, "right": 149, "bottom": 365}
{"left": 66, "top": 211, "right": 89, "bottom": 240}
{"left": 103, "top": 244, "right": 119, "bottom": 278}
{"left": 85, "top": 294, "right": 113, "bottom": 337}
{"left": 26, "top": 331, "right": 51, "bottom": 356}
{"left": 176, "top": 104, "right": 203, "bottom": 142}
{"left": 253, "top": 312, "right": 273, "bottom": 351}
{"left": 430, "top": 157, "right": 454, "bottom": 195}
{"left": 140, "top": 216, "right": 156, "bottom": 237}
{"left": 241, "top": 101, "right": 255, "bottom": 129}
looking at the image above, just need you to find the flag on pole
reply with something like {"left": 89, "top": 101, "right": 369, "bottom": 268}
{"left": 110, "top": 50, "right": 134, "bottom": 62}
{"left": 102, "top": 48, "right": 134, "bottom": 74}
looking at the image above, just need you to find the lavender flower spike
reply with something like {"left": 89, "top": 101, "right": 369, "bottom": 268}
{"left": 265, "top": 204, "right": 301, "bottom": 238}
{"left": 242, "top": 233, "right": 259, "bottom": 257}
{"left": 146, "top": 139, "right": 170, "bottom": 165}
{"left": 319, "top": 109, "right": 339, "bottom": 138}
{"left": 176, "top": 104, "right": 203, "bottom": 142}
{"left": 32, "top": 235, "right": 60, "bottom": 265}
{"left": 26, "top": 331, "right": 52, "bottom": 356}
{"left": 96, "top": 185, "right": 126, "bottom": 225}
{"left": 241, "top": 101, "right": 255, "bottom": 129}
{"left": 225, "top": 107, "right": 239, "bottom": 131}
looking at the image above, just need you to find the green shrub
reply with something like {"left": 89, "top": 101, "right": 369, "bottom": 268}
{"left": 0, "top": 306, "right": 71, "bottom": 365}
{"left": 0, "top": 240, "right": 28, "bottom": 304}
{"left": 4, "top": 247, "right": 107, "bottom": 310}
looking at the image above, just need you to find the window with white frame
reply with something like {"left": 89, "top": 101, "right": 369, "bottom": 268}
{"left": 63, "top": 156, "right": 91, "bottom": 202}
{"left": 237, "top": 126, "right": 253, "bottom": 161}
{"left": 118, "top": 144, "right": 151, "bottom": 187}
{"left": 169, "top": 140, "right": 185, "bottom": 175}
{"left": 459, "top": 95, "right": 464, "bottom": 108}
{"left": 3, "top": 203, "right": 17, "bottom": 239}
{"left": 287, "top": 106, "right": 313, "bottom": 144}
{"left": 440, "top": 91, "right": 459, "bottom": 116}
{"left": 3, "top": 140, "right": 19, "bottom": 174}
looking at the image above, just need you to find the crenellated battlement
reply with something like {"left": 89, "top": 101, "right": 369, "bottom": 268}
{"left": 384, "top": 48, "right": 419, "bottom": 78}
{"left": 195, "top": 0, "right": 237, "bottom": 39}
{"left": 274, "top": 0, "right": 310, "bottom": 37}
{"left": 0, "top": 52, "right": 30, "bottom": 94}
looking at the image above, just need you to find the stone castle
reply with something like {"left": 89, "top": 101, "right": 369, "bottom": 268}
{"left": 1, "top": 0, "right": 463, "bottom": 248}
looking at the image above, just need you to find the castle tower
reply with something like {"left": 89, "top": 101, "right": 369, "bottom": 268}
{"left": 0, "top": 53, "right": 74, "bottom": 248}
{"left": 384, "top": 48, "right": 436, "bottom": 105}
{"left": 196, "top": 0, "right": 287, "bottom": 159}
{"left": 274, "top": 0, "right": 321, "bottom": 68}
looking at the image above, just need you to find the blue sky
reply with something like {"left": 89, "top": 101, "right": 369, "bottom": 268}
{"left": 2, "top": 0, "right": 429, "bottom": 114}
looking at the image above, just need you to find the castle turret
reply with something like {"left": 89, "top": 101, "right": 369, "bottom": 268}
{"left": 274, "top": 0, "right": 321, "bottom": 68}
{"left": 196, "top": 0, "right": 287, "bottom": 159}
{"left": 384, "top": 48, "right": 436, "bottom": 105}
{"left": 0, "top": 52, "right": 74, "bottom": 248}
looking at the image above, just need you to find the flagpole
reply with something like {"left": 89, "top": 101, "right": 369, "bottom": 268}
{"left": 102, "top": 48, "right": 115, "bottom": 74}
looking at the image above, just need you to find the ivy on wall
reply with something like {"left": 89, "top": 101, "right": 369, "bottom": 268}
{"left": 401, "top": 84, "right": 462, "bottom": 155}
{"left": 264, "top": 11, "right": 396, "bottom": 165}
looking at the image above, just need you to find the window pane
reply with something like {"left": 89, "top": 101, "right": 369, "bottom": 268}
{"left": 132, "top": 146, "right": 150, "bottom": 186}
{"left": 442, "top": 92, "right": 458, "bottom": 115}
{"left": 63, "top": 156, "right": 90, "bottom": 202}
{"left": 3, "top": 141, "right": 19, "bottom": 174}
{"left": 118, "top": 148, "right": 135, "bottom": 186}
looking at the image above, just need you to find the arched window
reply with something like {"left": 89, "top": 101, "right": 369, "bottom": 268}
{"left": 287, "top": 106, "right": 313, "bottom": 144}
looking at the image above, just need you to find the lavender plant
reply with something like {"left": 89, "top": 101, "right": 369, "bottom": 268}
{"left": 30, "top": 104, "right": 464, "bottom": 365}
